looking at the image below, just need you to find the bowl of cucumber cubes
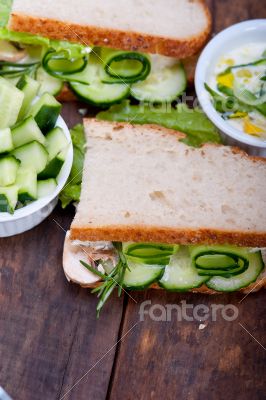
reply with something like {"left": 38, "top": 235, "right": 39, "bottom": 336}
{"left": 0, "top": 75, "right": 73, "bottom": 237}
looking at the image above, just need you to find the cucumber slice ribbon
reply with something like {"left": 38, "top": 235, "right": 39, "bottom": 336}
{"left": 100, "top": 48, "right": 151, "bottom": 84}
{"left": 42, "top": 48, "right": 88, "bottom": 80}
{"left": 122, "top": 242, "right": 179, "bottom": 265}
{"left": 43, "top": 47, "right": 151, "bottom": 85}
{"left": 190, "top": 245, "right": 250, "bottom": 278}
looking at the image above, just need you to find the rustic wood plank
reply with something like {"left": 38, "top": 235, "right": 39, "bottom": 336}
{"left": 109, "top": 290, "right": 266, "bottom": 400}
{"left": 213, "top": 0, "right": 250, "bottom": 33}
{"left": 0, "top": 104, "right": 123, "bottom": 400}
{"left": 249, "top": 2, "right": 266, "bottom": 19}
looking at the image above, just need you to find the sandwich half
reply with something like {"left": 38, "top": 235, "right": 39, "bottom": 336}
{"left": 0, "top": 0, "right": 211, "bottom": 104}
{"left": 9, "top": 0, "right": 211, "bottom": 58}
{"left": 63, "top": 119, "right": 266, "bottom": 310}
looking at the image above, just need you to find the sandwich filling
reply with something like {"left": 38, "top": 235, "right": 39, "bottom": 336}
{"left": 0, "top": 37, "right": 188, "bottom": 105}
{"left": 64, "top": 233, "right": 266, "bottom": 314}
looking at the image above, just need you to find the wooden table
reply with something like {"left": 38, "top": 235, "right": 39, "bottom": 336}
{"left": 1, "top": 2, "right": 266, "bottom": 399}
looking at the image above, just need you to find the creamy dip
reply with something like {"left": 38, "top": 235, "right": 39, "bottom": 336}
{"left": 208, "top": 42, "right": 266, "bottom": 141}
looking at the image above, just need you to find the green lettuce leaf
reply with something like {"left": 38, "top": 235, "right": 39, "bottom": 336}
{"left": 97, "top": 101, "right": 222, "bottom": 147}
{"left": 59, "top": 124, "right": 85, "bottom": 208}
{"left": 0, "top": 27, "right": 50, "bottom": 46}
{"left": 0, "top": 0, "right": 12, "bottom": 28}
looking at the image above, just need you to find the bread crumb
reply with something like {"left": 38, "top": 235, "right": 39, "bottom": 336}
{"left": 199, "top": 323, "right": 207, "bottom": 330}
{"left": 149, "top": 190, "right": 165, "bottom": 200}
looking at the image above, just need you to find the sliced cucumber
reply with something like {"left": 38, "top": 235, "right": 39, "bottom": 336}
{"left": 16, "top": 167, "right": 37, "bottom": 202}
{"left": 37, "top": 178, "right": 57, "bottom": 198}
{"left": 190, "top": 245, "right": 249, "bottom": 278}
{"left": 36, "top": 67, "right": 63, "bottom": 96}
{"left": 123, "top": 258, "right": 165, "bottom": 290}
{"left": 206, "top": 252, "right": 264, "bottom": 292}
{"left": 12, "top": 141, "right": 48, "bottom": 173}
{"left": 0, "top": 185, "right": 18, "bottom": 214}
{"left": 45, "top": 127, "right": 69, "bottom": 161}
{"left": 196, "top": 263, "right": 247, "bottom": 277}
{"left": 12, "top": 116, "right": 46, "bottom": 148}
{"left": 70, "top": 81, "right": 130, "bottom": 106}
{"left": 0, "top": 128, "right": 13, "bottom": 153}
{"left": 0, "top": 156, "right": 20, "bottom": 186}
{"left": 38, "top": 146, "right": 67, "bottom": 179}
{"left": 123, "top": 242, "right": 179, "bottom": 265}
{"left": 159, "top": 247, "right": 209, "bottom": 291}
{"left": 66, "top": 53, "right": 130, "bottom": 105}
{"left": 0, "top": 76, "right": 24, "bottom": 128}
{"left": 100, "top": 48, "right": 151, "bottom": 84}
{"left": 16, "top": 75, "right": 40, "bottom": 120}
{"left": 28, "top": 93, "right": 62, "bottom": 133}
{"left": 131, "top": 61, "right": 186, "bottom": 103}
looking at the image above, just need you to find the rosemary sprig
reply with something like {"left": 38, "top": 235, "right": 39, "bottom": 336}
{"left": 80, "top": 242, "right": 129, "bottom": 317}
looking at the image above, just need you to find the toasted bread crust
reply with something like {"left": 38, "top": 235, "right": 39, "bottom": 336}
{"left": 70, "top": 226, "right": 266, "bottom": 248}
{"left": 10, "top": 5, "right": 211, "bottom": 58}
{"left": 57, "top": 84, "right": 77, "bottom": 102}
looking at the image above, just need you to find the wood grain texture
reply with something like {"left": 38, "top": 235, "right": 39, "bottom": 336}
{"left": 1, "top": 2, "right": 266, "bottom": 400}
{"left": 108, "top": 290, "right": 266, "bottom": 400}
{"left": 0, "top": 106, "right": 124, "bottom": 400}
{"left": 213, "top": 0, "right": 250, "bottom": 32}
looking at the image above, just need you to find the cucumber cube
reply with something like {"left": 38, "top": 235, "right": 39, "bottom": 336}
{"left": 38, "top": 144, "right": 68, "bottom": 179}
{"left": 0, "top": 185, "right": 18, "bottom": 213}
{"left": 0, "top": 128, "right": 13, "bottom": 153}
{"left": 0, "top": 156, "right": 20, "bottom": 186}
{"left": 0, "top": 77, "right": 24, "bottom": 128}
{"left": 12, "top": 116, "right": 46, "bottom": 148}
{"left": 16, "top": 167, "right": 37, "bottom": 203}
{"left": 46, "top": 127, "right": 69, "bottom": 161}
{"left": 28, "top": 93, "right": 62, "bottom": 133}
{"left": 37, "top": 179, "right": 57, "bottom": 198}
{"left": 12, "top": 141, "right": 48, "bottom": 174}
{"left": 17, "top": 75, "right": 40, "bottom": 120}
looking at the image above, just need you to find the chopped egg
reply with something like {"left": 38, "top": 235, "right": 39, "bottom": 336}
{"left": 243, "top": 117, "right": 264, "bottom": 136}
{"left": 217, "top": 72, "right": 234, "bottom": 88}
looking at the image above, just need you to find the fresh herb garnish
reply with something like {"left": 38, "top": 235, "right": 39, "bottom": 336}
{"left": 80, "top": 242, "right": 129, "bottom": 317}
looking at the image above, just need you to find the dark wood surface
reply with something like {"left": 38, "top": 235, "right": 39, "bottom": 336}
{"left": 1, "top": 2, "right": 266, "bottom": 400}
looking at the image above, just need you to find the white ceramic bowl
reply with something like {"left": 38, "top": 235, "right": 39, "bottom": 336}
{"left": 0, "top": 116, "right": 73, "bottom": 237}
{"left": 195, "top": 19, "right": 266, "bottom": 156}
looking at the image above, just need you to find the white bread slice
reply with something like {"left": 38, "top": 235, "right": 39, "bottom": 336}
{"left": 9, "top": 0, "right": 211, "bottom": 58}
{"left": 63, "top": 232, "right": 266, "bottom": 293}
{"left": 70, "top": 119, "right": 266, "bottom": 248}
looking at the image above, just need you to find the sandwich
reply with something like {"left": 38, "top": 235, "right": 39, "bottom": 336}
{"left": 63, "top": 119, "right": 266, "bottom": 314}
{"left": 0, "top": 0, "right": 211, "bottom": 105}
